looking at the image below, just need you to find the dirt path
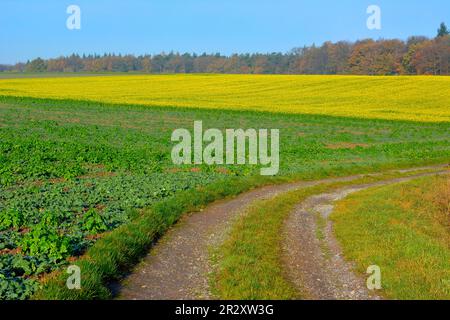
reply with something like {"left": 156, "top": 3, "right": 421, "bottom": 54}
{"left": 117, "top": 176, "right": 368, "bottom": 300}
{"left": 282, "top": 170, "right": 449, "bottom": 300}
{"left": 117, "top": 165, "right": 447, "bottom": 300}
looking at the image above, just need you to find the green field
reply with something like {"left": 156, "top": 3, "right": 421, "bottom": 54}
{"left": 332, "top": 175, "right": 450, "bottom": 300}
{"left": 0, "top": 75, "right": 449, "bottom": 299}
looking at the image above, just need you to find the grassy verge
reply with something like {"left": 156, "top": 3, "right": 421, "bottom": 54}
{"left": 210, "top": 169, "right": 440, "bottom": 300}
{"left": 331, "top": 174, "right": 450, "bottom": 300}
{"left": 314, "top": 212, "right": 332, "bottom": 260}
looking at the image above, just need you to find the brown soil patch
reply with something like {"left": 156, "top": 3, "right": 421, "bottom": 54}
{"left": 0, "top": 247, "right": 21, "bottom": 255}
{"left": 77, "top": 171, "right": 116, "bottom": 180}
{"left": 326, "top": 142, "right": 370, "bottom": 150}
{"left": 49, "top": 177, "right": 67, "bottom": 184}
{"left": 216, "top": 167, "right": 232, "bottom": 175}
{"left": 337, "top": 129, "right": 366, "bottom": 135}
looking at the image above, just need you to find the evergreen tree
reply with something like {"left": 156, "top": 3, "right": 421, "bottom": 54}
{"left": 25, "top": 58, "right": 47, "bottom": 72}
{"left": 437, "top": 22, "right": 449, "bottom": 37}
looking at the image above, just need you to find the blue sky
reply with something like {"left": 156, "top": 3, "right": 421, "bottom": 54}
{"left": 0, "top": 0, "right": 448, "bottom": 64}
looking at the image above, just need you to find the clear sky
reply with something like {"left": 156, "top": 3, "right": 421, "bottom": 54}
{"left": 0, "top": 0, "right": 448, "bottom": 64}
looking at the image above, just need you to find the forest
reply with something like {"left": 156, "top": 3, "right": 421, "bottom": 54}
{"left": 1, "top": 24, "right": 450, "bottom": 75}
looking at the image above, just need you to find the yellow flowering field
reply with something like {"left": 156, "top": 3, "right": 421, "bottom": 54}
{"left": 0, "top": 74, "right": 449, "bottom": 122}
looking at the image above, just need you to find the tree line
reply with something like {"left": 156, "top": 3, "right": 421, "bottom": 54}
{"left": 2, "top": 23, "right": 450, "bottom": 75}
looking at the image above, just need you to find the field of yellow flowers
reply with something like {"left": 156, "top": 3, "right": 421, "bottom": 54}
{"left": 0, "top": 74, "right": 449, "bottom": 122}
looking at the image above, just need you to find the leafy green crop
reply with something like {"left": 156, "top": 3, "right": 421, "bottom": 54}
{"left": 81, "top": 209, "right": 107, "bottom": 235}
{"left": 0, "top": 254, "right": 53, "bottom": 300}
{"left": 0, "top": 209, "right": 23, "bottom": 231}
{"left": 20, "top": 224, "right": 71, "bottom": 262}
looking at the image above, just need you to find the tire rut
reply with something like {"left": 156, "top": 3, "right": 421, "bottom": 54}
{"left": 282, "top": 169, "right": 449, "bottom": 300}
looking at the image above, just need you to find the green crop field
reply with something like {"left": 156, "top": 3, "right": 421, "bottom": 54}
{"left": 0, "top": 75, "right": 449, "bottom": 299}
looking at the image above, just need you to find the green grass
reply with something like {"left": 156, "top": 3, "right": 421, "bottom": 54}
{"left": 331, "top": 175, "right": 450, "bottom": 300}
{"left": 210, "top": 170, "right": 440, "bottom": 299}
{"left": 314, "top": 211, "right": 332, "bottom": 260}
{"left": 0, "top": 95, "right": 449, "bottom": 299}
{"left": 210, "top": 189, "right": 304, "bottom": 300}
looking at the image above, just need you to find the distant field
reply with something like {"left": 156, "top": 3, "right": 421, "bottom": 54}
{"left": 0, "top": 74, "right": 450, "bottom": 122}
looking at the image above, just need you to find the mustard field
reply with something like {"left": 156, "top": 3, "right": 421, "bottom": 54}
{"left": 0, "top": 74, "right": 449, "bottom": 122}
